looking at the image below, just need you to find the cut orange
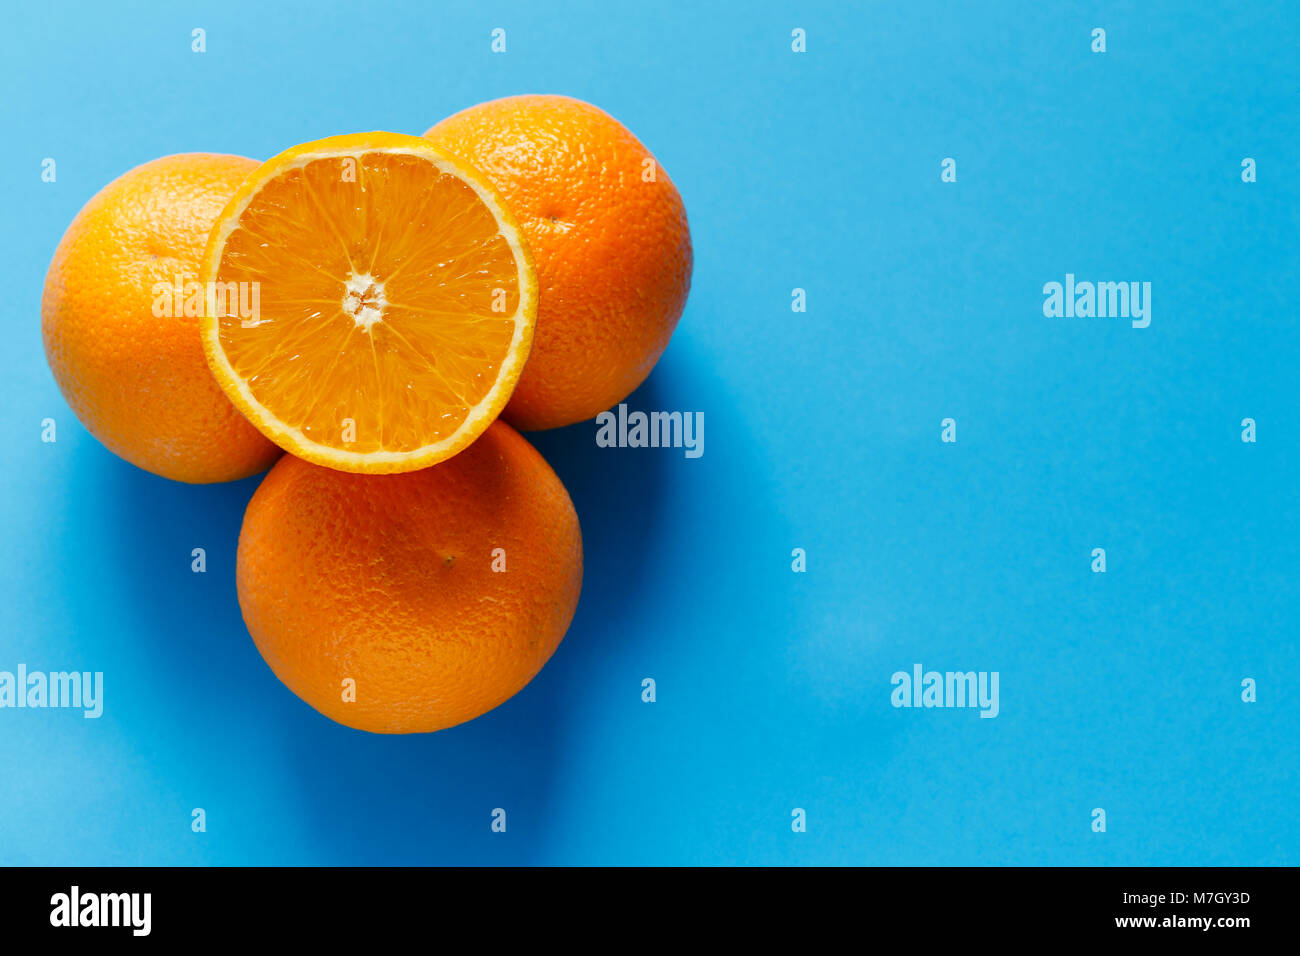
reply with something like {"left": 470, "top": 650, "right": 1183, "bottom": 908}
{"left": 199, "top": 132, "right": 537, "bottom": 473}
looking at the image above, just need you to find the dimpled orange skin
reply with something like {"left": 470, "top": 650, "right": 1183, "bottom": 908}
{"left": 42, "top": 154, "right": 281, "bottom": 483}
{"left": 237, "top": 421, "right": 583, "bottom": 734}
{"left": 425, "top": 95, "right": 693, "bottom": 431}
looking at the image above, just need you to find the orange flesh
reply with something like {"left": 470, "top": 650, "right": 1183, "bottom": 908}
{"left": 212, "top": 151, "right": 522, "bottom": 454}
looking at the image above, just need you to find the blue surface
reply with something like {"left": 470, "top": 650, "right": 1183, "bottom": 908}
{"left": 2, "top": 0, "right": 1296, "bottom": 865}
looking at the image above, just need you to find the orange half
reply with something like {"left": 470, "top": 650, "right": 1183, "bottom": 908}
{"left": 200, "top": 132, "right": 537, "bottom": 473}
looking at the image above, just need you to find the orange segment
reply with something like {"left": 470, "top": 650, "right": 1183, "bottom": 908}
{"left": 200, "top": 132, "right": 537, "bottom": 473}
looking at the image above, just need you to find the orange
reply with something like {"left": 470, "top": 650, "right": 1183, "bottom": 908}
{"left": 41, "top": 153, "right": 282, "bottom": 483}
{"left": 425, "top": 95, "right": 693, "bottom": 431}
{"left": 237, "top": 420, "right": 583, "bottom": 734}
{"left": 200, "top": 132, "right": 537, "bottom": 474}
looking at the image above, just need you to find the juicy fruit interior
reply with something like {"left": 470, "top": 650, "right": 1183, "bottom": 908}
{"left": 213, "top": 150, "right": 522, "bottom": 454}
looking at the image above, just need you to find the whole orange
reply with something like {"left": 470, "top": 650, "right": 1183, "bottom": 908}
{"left": 425, "top": 95, "right": 693, "bottom": 431}
{"left": 42, "top": 153, "right": 281, "bottom": 483}
{"left": 237, "top": 420, "right": 583, "bottom": 734}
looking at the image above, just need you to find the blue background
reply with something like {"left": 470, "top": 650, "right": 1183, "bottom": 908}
{"left": 2, "top": 0, "right": 1296, "bottom": 865}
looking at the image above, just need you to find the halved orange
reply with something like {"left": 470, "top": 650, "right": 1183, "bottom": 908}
{"left": 199, "top": 132, "right": 537, "bottom": 473}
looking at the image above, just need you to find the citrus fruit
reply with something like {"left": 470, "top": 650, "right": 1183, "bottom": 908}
{"left": 41, "top": 153, "right": 282, "bottom": 483}
{"left": 424, "top": 95, "right": 693, "bottom": 431}
{"left": 237, "top": 419, "right": 582, "bottom": 734}
{"left": 200, "top": 132, "right": 538, "bottom": 474}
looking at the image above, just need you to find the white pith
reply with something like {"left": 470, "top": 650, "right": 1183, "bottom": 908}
{"left": 343, "top": 272, "right": 387, "bottom": 330}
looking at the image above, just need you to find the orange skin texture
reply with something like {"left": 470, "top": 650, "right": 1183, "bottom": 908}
{"left": 42, "top": 153, "right": 282, "bottom": 483}
{"left": 237, "top": 421, "right": 583, "bottom": 734}
{"left": 425, "top": 95, "right": 693, "bottom": 431}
